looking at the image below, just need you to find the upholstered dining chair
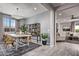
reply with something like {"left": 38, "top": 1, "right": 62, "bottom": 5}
{"left": 3, "top": 35, "right": 15, "bottom": 48}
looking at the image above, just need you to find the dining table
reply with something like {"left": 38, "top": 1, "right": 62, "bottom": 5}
{"left": 6, "top": 33, "right": 32, "bottom": 50}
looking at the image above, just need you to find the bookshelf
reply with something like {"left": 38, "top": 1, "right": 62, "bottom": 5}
{"left": 28, "top": 23, "right": 40, "bottom": 42}
{"left": 28, "top": 23, "right": 40, "bottom": 36}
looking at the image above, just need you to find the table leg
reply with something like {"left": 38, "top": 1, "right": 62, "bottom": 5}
{"left": 27, "top": 36, "right": 30, "bottom": 46}
{"left": 15, "top": 38, "right": 19, "bottom": 50}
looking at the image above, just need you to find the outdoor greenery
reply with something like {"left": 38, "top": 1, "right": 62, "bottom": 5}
{"left": 76, "top": 29, "right": 79, "bottom": 32}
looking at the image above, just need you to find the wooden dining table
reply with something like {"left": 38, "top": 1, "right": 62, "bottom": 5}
{"left": 6, "top": 33, "right": 32, "bottom": 50}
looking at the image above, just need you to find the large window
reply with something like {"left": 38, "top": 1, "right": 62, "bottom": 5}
{"left": 11, "top": 19, "right": 16, "bottom": 28}
{"left": 75, "top": 25, "right": 79, "bottom": 32}
{"left": 3, "top": 16, "right": 16, "bottom": 32}
{"left": 75, "top": 22, "right": 79, "bottom": 32}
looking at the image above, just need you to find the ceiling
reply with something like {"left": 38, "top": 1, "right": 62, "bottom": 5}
{"left": 51, "top": 3, "right": 66, "bottom": 8}
{"left": 54, "top": 3, "right": 79, "bottom": 20}
{"left": 0, "top": 3, "right": 48, "bottom": 19}
{"left": 1, "top": 3, "right": 79, "bottom": 20}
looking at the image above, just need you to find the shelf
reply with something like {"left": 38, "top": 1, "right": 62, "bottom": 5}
{"left": 28, "top": 23, "right": 40, "bottom": 36}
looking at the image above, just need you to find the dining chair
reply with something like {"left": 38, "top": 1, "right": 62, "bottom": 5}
{"left": 3, "top": 35, "right": 15, "bottom": 50}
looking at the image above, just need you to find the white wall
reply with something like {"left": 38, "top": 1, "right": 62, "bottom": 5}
{"left": 0, "top": 14, "right": 4, "bottom": 39}
{"left": 25, "top": 11, "right": 50, "bottom": 33}
{"left": 19, "top": 19, "right": 25, "bottom": 27}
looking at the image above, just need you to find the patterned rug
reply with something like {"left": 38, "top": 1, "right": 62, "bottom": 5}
{"left": 0, "top": 42, "right": 41, "bottom": 56}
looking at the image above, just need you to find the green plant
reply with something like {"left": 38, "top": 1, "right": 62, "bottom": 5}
{"left": 76, "top": 29, "right": 79, "bottom": 32}
{"left": 41, "top": 33, "right": 48, "bottom": 40}
{"left": 20, "top": 24, "right": 27, "bottom": 33}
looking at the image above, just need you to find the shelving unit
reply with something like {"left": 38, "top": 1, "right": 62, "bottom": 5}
{"left": 28, "top": 23, "right": 41, "bottom": 42}
{"left": 28, "top": 23, "right": 40, "bottom": 36}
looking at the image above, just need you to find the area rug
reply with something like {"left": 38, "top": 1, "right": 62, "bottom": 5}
{"left": 0, "top": 42, "right": 41, "bottom": 56}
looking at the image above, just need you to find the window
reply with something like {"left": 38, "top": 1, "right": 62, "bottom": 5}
{"left": 11, "top": 19, "right": 15, "bottom": 28}
{"left": 75, "top": 25, "right": 79, "bottom": 32}
{"left": 3, "top": 16, "right": 16, "bottom": 32}
{"left": 75, "top": 22, "right": 79, "bottom": 32}
{"left": 3, "top": 16, "right": 10, "bottom": 27}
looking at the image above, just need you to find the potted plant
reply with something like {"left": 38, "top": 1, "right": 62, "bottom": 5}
{"left": 20, "top": 24, "right": 27, "bottom": 34}
{"left": 41, "top": 33, "right": 48, "bottom": 45}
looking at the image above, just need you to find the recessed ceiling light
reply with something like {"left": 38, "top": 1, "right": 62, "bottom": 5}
{"left": 34, "top": 7, "right": 37, "bottom": 10}
{"left": 59, "top": 13, "right": 62, "bottom": 16}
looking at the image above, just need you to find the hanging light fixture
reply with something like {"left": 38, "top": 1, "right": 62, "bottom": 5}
{"left": 12, "top": 7, "right": 25, "bottom": 19}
